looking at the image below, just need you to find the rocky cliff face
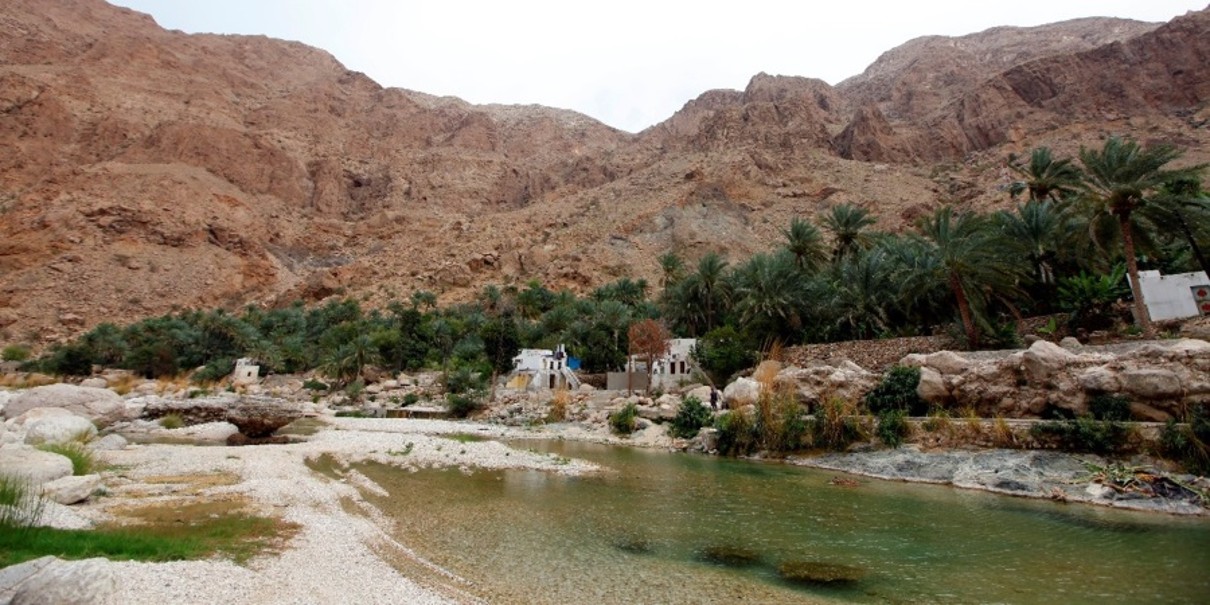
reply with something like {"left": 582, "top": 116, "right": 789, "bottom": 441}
{"left": 1, "top": 0, "right": 1208, "bottom": 343}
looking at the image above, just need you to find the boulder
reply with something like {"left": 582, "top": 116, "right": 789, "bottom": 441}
{"left": 1179, "top": 316, "right": 1210, "bottom": 340}
{"left": 685, "top": 385, "right": 714, "bottom": 406}
{"left": 1059, "top": 336, "right": 1083, "bottom": 350}
{"left": 23, "top": 413, "right": 97, "bottom": 446}
{"left": 1120, "top": 369, "right": 1182, "bottom": 400}
{"left": 1168, "top": 338, "right": 1210, "bottom": 355}
{"left": 0, "top": 556, "right": 117, "bottom": 605}
{"left": 923, "top": 351, "right": 969, "bottom": 375}
{"left": 1022, "top": 340, "right": 1075, "bottom": 382}
{"left": 78, "top": 378, "right": 108, "bottom": 389}
{"left": 916, "top": 366, "right": 949, "bottom": 406}
{"left": 86, "top": 433, "right": 128, "bottom": 451}
{"left": 0, "top": 446, "right": 73, "bottom": 484}
{"left": 4, "top": 384, "right": 126, "bottom": 426}
{"left": 723, "top": 377, "right": 761, "bottom": 405}
{"left": 1078, "top": 366, "right": 1121, "bottom": 393}
{"left": 41, "top": 474, "right": 101, "bottom": 505}
{"left": 226, "top": 399, "right": 304, "bottom": 437}
{"left": 177, "top": 421, "right": 241, "bottom": 443}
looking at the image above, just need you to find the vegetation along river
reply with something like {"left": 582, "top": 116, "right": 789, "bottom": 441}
{"left": 356, "top": 440, "right": 1210, "bottom": 604}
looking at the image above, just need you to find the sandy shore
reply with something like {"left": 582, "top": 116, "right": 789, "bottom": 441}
{"left": 59, "top": 419, "right": 599, "bottom": 605}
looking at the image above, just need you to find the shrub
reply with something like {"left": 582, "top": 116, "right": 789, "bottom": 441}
{"left": 1159, "top": 406, "right": 1210, "bottom": 475}
{"left": 1030, "top": 416, "right": 1134, "bottom": 454}
{"left": 37, "top": 442, "right": 98, "bottom": 476}
{"left": 1089, "top": 393, "right": 1131, "bottom": 421}
{"left": 548, "top": 388, "right": 571, "bottom": 422}
{"left": 1058, "top": 265, "right": 1129, "bottom": 332}
{"left": 669, "top": 396, "right": 712, "bottom": 439}
{"left": 401, "top": 393, "right": 420, "bottom": 407}
{"left": 876, "top": 409, "right": 909, "bottom": 448}
{"left": 446, "top": 392, "right": 483, "bottom": 419}
{"left": 863, "top": 366, "right": 927, "bottom": 416}
{"left": 0, "top": 474, "right": 45, "bottom": 530}
{"left": 753, "top": 389, "right": 807, "bottom": 453}
{"left": 811, "top": 397, "right": 864, "bottom": 451}
{"left": 692, "top": 325, "right": 756, "bottom": 385}
{"left": 2, "top": 344, "right": 31, "bottom": 362}
{"left": 609, "top": 402, "right": 639, "bottom": 435}
{"left": 191, "top": 359, "right": 233, "bottom": 384}
{"left": 444, "top": 366, "right": 485, "bottom": 395}
{"left": 714, "top": 409, "right": 756, "bottom": 455}
{"left": 345, "top": 378, "right": 365, "bottom": 400}
{"left": 159, "top": 413, "right": 185, "bottom": 429}
{"left": 302, "top": 379, "right": 329, "bottom": 391}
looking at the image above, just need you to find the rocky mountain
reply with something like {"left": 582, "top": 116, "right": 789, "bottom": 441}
{"left": 1, "top": 0, "right": 1208, "bottom": 344}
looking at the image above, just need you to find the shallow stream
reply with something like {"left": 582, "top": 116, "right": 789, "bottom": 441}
{"left": 358, "top": 440, "right": 1210, "bottom": 604}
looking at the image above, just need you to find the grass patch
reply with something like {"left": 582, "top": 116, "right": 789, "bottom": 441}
{"left": 0, "top": 498, "right": 298, "bottom": 567}
{"left": 37, "top": 442, "right": 99, "bottom": 475}
{"left": 158, "top": 413, "right": 185, "bottom": 429}
{"left": 444, "top": 432, "right": 486, "bottom": 444}
{"left": 304, "top": 453, "right": 345, "bottom": 480}
{"left": 0, "top": 474, "right": 46, "bottom": 530}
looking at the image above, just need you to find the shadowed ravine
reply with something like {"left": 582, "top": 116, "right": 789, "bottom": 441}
{"left": 355, "top": 441, "right": 1210, "bottom": 604}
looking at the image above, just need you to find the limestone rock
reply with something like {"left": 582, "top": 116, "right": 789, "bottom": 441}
{"left": 1119, "top": 369, "right": 1182, "bottom": 400}
{"left": 41, "top": 474, "right": 102, "bottom": 505}
{"left": 1022, "top": 340, "right": 1075, "bottom": 382}
{"left": 1059, "top": 336, "right": 1083, "bottom": 350}
{"left": 78, "top": 377, "right": 108, "bottom": 389}
{"left": 86, "top": 433, "right": 128, "bottom": 451}
{"left": 23, "top": 413, "right": 97, "bottom": 446}
{"left": 916, "top": 366, "right": 949, "bottom": 405}
{"left": 4, "top": 384, "right": 126, "bottom": 427}
{"left": 0, "top": 446, "right": 73, "bottom": 484}
{"left": 1078, "top": 366, "right": 1120, "bottom": 393}
{"left": 0, "top": 556, "right": 117, "bottom": 605}
{"left": 923, "top": 351, "right": 969, "bottom": 375}
{"left": 723, "top": 378, "right": 762, "bottom": 405}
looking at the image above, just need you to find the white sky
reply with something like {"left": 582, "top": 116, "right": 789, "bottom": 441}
{"left": 110, "top": 1, "right": 1207, "bottom": 133}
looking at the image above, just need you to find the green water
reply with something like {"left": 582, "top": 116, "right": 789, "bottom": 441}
{"left": 358, "top": 440, "right": 1210, "bottom": 604}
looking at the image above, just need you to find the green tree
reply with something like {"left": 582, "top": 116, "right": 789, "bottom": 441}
{"left": 781, "top": 218, "right": 828, "bottom": 272}
{"left": 1009, "top": 146, "right": 1084, "bottom": 202}
{"left": 658, "top": 251, "right": 686, "bottom": 290}
{"left": 1142, "top": 176, "right": 1210, "bottom": 276}
{"left": 1078, "top": 136, "right": 1203, "bottom": 337}
{"left": 731, "top": 251, "right": 806, "bottom": 343}
{"left": 916, "top": 207, "right": 1029, "bottom": 348}
{"left": 821, "top": 204, "right": 877, "bottom": 261}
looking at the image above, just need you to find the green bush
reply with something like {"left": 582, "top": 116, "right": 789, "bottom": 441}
{"left": 191, "top": 358, "right": 233, "bottom": 384}
{"left": 444, "top": 366, "right": 485, "bottom": 395}
{"left": 692, "top": 326, "right": 756, "bottom": 385}
{"left": 609, "top": 402, "right": 639, "bottom": 435}
{"left": 36, "top": 442, "right": 98, "bottom": 476}
{"left": 1058, "top": 265, "right": 1129, "bottom": 332}
{"left": 1089, "top": 393, "right": 1131, "bottom": 421}
{"left": 811, "top": 398, "right": 864, "bottom": 451}
{"left": 0, "top": 474, "right": 45, "bottom": 530}
{"left": 1030, "top": 416, "right": 1134, "bottom": 454}
{"left": 1159, "top": 406, "right": 1210, "bottom": 475}
{"left": 446, "top": 392, "right": 483, "bottom": 419}
{"left": 877, "top": 409, "right": 909, "bottom": 448}
{"left": 754, "top": 393, "right": 808, "bottom": 453}
{"left": 669, "top": 396, "right": 712, "bottom": 439}
{"left": 714, "top": 409, "right": 756, "bottom": 456}
{"left": 402, "top": 393, "right": 420, "bottom": 407}
{"left": 863, "top": 366, "right": 927, "bottom": 416}
{"left": 158, "top": 413, "right": 185, "bottom": 429}
{"left": 2, "top": 344, "right": 31, "bottom": 362}
{"left": 302, "top": 379, "right": 329, "bottom": 391}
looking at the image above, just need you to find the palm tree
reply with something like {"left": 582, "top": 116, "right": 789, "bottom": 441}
{"left": 781, "top": 218, "right": 828, "bottom": 272}
{"left": 916, "top": 207, "right": 1029, "bottom": 348}
{"left": 821, "top": 204, "right": 877, "bottom": 261}
{"left": 1078, "top": 136, "right": 1201, "bottom": 337}
{"left": 1009, "top": 147, "right": 1083, "bottom": 202}
{"left": 685, "top": 252, "right": 732, "bottom": 333}
{"left": 657, "top": 251, "right": 686, "bottom": 290}
{"left": 993, "top": 199, "right": 1075, "bottom": 286}
{"left": 1142, "top": 176, "right": 1210, "bottom": 276}
{"left": 730, "top": 251, "right": 806, "bottom": 342}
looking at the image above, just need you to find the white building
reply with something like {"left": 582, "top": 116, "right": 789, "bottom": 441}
{"left": 1137, "top": 270, "right": 1210, "bottom": 321}
{"left": 507, "top": 344, "right": 580, "bottom": 391}
{"left": 232, "top": 357, "right": 260, "bottom": 385}
{"left": 613, "top": 337, "right": 699, "bottom": 390}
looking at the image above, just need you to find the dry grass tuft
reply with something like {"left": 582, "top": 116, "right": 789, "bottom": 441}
{"left": 548, "top": 387, "right": 571, "bottom": 422}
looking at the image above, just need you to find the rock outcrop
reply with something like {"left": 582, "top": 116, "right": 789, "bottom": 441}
{"left": 3, "top": 384, "right": 126, "bottom": 427}
{"left": 901, "top": 339, "right": 1210, "bottom": 420}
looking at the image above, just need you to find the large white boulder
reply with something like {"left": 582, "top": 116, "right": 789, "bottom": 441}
{"left": 41, "top": 474, "right": 102, "bottom": 505}
{"left": 1120, "top": 369, "right": 1183, "bottom": 400}
{"left": 1022, "top": 340, "right": 1076, "bottom": 381}
{"left": 24, "top": 413, "right": 97, "bottom": 446}
{"left": 723, "top": 377, "right": 762, "bottom": 405}
{"left": 916, "top": 366, "right": 949, "bottom": 405}
{"left": 0, "top": 446, "right": 73, "bottom": 484}
{"left": 4, "top": 384, "right": 126, "bottom": 426}
{"left": 922, "top": 351, "right": 969, "bottom": 375}
{"left": 0, "top": 556, "right": 117, "bottom": 605}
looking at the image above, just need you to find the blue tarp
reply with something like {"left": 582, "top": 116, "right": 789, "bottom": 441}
{"left": 567, "top": 357, "right": 581, "bottom": 370}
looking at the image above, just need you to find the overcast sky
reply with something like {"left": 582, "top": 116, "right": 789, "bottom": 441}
{"left": 110, "top": 0, "right": 1206, "bottom": 133}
